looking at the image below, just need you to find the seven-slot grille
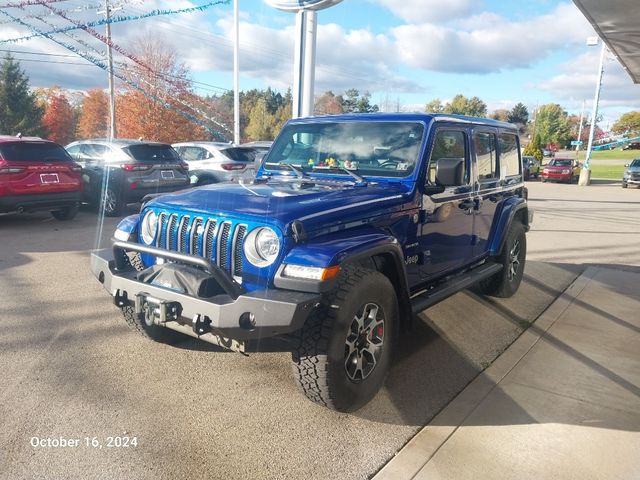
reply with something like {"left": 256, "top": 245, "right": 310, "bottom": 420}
{"left": 155, "top": 212, "right": 249, "bottom": 279}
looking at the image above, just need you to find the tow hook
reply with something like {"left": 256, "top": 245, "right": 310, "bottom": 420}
{"left": 135, "top": 294, "right": 181, "bottom": 326}
{"left": 192, "top": 314, "right": 212, "bottom": 335}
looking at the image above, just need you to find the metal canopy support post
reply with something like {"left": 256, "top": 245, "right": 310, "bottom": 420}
{"left": 233, "top": 0, "right": 240, "bottom": 144}
{"left": 579, "top": 42, "right": 606, "bottom": 186}
{"left": 292, "top": 10, "right": 317, "bottom": 118}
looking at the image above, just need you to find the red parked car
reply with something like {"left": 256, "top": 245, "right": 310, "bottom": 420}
{"left": 541, "top": 158, "right": 582, "bottom": 183}
{"left": 0, "top": 135, "right": 83, "bottom": 220}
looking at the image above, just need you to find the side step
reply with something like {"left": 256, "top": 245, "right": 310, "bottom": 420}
{"left": 411, "top": 262, "right": 503, "bottom": 314}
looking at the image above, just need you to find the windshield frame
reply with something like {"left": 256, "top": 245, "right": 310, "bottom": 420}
{"left": 259, "top": 119, "right": 428, "bottom": 181}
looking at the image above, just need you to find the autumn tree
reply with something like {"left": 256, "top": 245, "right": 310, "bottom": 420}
{"left": 246, "top": 98, "right": 275, "bottom": 140}
{"left": 612, "top": 111, "right": 640, "bottom": 137}
{"left": 490, "top": 109, "right": 510, "bottom": 122}
{"left": 116, "top": 36, "right": 210, "bottom": 143}
{"left": 315, "top": 91, "right": 344, "bottom": 115}
{"left": 0, "top": 53, "right": 43, "bottom": 136}
{"left": 424, "top": 98, "right": 444, "bottom": 113}
{"left": 78, "top": 89, "right": 108, "bottom": 139}
{"left": 42, "top": 93, "right": 76, "bottom": 145}
{"left": 443, "top": 94, "right": 487, "bottom": 117}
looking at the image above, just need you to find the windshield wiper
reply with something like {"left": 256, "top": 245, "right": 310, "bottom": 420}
{"left": 336, "top": 167, "right": 367, "bottom": 186}
{"left": 283, "top": 163, "right": 309, "bottom": 179}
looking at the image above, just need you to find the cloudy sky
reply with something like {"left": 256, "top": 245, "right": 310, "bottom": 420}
{"left": 1, "top": 0, "right": 639, "bottom": 127}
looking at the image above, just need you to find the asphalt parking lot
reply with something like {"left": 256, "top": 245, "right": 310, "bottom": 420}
{"left": 1, "top": 180, "right": 638, "bottom": 480}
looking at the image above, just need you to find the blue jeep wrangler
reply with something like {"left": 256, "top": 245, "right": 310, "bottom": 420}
{"left": 91, "top": 113, "right": 531, "bottom": 412}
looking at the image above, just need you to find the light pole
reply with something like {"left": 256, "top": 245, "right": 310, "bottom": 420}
{"left": 576, "top": 99, "right": 585, "bottom": 155}
{"left": 579, "top": 38, "right": 606, "bottom": 186}
{"left": 265, "top": 0, "right": 343, "bottom": 118}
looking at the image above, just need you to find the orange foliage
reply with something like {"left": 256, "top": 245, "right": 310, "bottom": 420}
{"left": 78, "top": 89, "right": 108, "bottom": 139}
{"left": 114, "top": 36, "right": 209, "bottom": 143}
{"left": 42, "top": 94, "right": 75, "bottom": 145}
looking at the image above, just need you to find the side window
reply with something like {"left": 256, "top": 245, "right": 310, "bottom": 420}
{"left": 66, "top": 144, "right": 81, "bottom": 158}
{"left": 81, "top": 144, "right": 108, "bottom": 162}
{"left": 177, "top": 147, "right": 207, "bottom": 161}
{"left": 498, "top": 133, "right": 520, "bottom": 178}
{"left": 428, "top": 129, "right": 468, "bottom": 187}
{"left": 474, "top": 132, "right": 497, "bottom": 181}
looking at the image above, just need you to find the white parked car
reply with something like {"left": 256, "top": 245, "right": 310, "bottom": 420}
{"left": 172, "top": 142, "right": 260, "bottom": 185}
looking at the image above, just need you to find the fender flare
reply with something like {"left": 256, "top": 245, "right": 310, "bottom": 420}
{"left": 489, "top": 199, "right": 530, "bottom": 256}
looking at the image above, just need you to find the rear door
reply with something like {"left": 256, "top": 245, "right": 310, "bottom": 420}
{"left": 471, "top": 128, "right": 500, "bottom": 258}
{"left": 0, "top": 141, "right": 81, "bottom": 196}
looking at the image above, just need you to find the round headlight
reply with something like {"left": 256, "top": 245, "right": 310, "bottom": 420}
{"left": 244, "top": 227, "right": 280, "bottom": 267}
{"left": 140, "top": 211, "right": 158, "bottom": 245}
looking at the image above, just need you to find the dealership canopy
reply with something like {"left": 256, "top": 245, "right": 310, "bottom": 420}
{"left": 573, "top": 0, "right": 640, "bottom": 83}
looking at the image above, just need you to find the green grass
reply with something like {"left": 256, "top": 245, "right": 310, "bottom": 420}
{"left": 587, "top": 164, "right": 625, "bottom": 179}
{"left": 576, "top": 149, "right": 640, "bottom": 161}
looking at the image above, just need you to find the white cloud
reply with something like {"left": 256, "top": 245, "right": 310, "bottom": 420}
{"left": 537, "top": 49, "right": 640, "bottom": 110}
{"left": 373, "top": 0, "right": 476, "bottom": 23}
{"left": 393, "top": 3, "right": 593, "bottom": 74}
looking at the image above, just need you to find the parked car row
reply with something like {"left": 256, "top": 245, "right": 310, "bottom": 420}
{"left": 0, "top": 134, "right": 273, "bottom": 220}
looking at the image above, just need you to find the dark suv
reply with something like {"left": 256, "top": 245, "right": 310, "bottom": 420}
{"left": 91, "top": 114, "right": 532, "bottom": 411}
{"left": 0, "top": 135, "right": 83, "bottom": 220}
{"left": 66, "top": 139, "right": 189, "bottom": 216}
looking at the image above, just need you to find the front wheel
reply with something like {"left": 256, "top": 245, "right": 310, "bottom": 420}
{"left": 291, "top": 267, "right": 398, "bottom": 412}
{"left": 477, "top": 222, "right": 526, "bottom": 298}
{"left": 622, "top": 182, "right": 628, "bottom": 189}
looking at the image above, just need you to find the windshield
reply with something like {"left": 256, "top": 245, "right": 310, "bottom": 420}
{"left": 630, "top": 159, "right": 640, "bottom": 167}
{"left": 549, "top": 159, "right": 572, "bottom": 166}
{"left": 263, "top": 121, "right": 425, "bottom": 178}
{"left": 124, "top": 144, "right": 181, "bottom": 162}
{"left": 0, "top": 142, "right": 72, "bottom": 162}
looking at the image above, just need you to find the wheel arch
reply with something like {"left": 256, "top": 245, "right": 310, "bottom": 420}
{"left": 489, "top": 198, "right": 530, "bottom": 256}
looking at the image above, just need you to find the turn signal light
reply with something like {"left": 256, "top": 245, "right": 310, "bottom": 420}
{"left": 121, "top": 164, "right": 151, "bottom": 172}
{"left": 0, "top": 167, "right": 25, "bottom": 174}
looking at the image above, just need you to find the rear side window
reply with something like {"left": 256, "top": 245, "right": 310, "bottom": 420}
{"left": 175, "top": 146, "right": 211, "bottom": 161}
{"left": 474, "top": 132, "right": 497, "bottom": 180}
{"left": 0, "top": 142, "right": 72, "bottom": 162}
{"left": 222, "top": 147, "right": 258, "bottom": 162}
{"left": 125, "top": 144, "right": 180, "bottom": 162}
{"left": 498, "top": 133, "right": 520, "bottom": 177}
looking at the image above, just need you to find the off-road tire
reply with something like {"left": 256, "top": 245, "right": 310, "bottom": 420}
{"left": 291, "top": 267, "right": 398, "bottom": 412}
{"left": 477, "top": 222, "right": 526, "bottom": 298}
{"left": 51, "top": 205, "right": 79, "bottom": 221}
{"left": 120, "top": 305, "right": 185, "bottom": 344}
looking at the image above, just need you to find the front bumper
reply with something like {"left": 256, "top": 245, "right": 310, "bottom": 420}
{"left": 541, "top": 172, "right": 571, "bottom": 181}
{"left": 91, "top": 243, "right": 321, "bottom": 345}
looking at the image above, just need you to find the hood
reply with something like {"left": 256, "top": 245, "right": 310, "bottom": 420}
{"left": 146, "top": 178, "right": 415, "bottom": 234}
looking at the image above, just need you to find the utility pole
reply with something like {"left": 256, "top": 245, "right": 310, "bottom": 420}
{"left": 105, "top": 0, "right": 116, "bottom": 140}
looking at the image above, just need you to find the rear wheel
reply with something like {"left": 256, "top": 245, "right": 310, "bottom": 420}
{"left": 477, "top": 222, "right": 526, "bottom": 298}
{"left": 120, "top": 305, "right": 185, "bottom": 344}
{"left": 101, "top": 186, "right": 124, "bottom": 217}
{"left": 291, "top": 267, "right": 398, "bottom": 412}
{"left": 51, "top": 204, "right": 79, "bottom": 221}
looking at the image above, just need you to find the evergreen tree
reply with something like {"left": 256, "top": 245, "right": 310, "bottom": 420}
{"left": 508, "top": 102, "right": 529, "bottom": 124}
{"left": 0, "top": 53, "right": 43, "bottom": 136}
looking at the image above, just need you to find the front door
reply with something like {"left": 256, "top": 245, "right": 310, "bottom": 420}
{"left": 418, "top": 127, "right": 475, "bottom": 279}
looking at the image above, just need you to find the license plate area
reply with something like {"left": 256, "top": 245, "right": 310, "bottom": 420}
{"left": 40, "top": 173, "right": 59, "bottom": 184}
{"left": 161, "top": 170, "right": 175, "bottom": 179}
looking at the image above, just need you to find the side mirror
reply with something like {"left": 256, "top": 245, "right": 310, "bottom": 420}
{"left": 435, "top": 158, "right": 464, "bottom": 187}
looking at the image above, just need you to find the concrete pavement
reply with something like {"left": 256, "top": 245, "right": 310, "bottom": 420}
{"left": 374, "top": 266, "right": 640, "bottom": 480}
